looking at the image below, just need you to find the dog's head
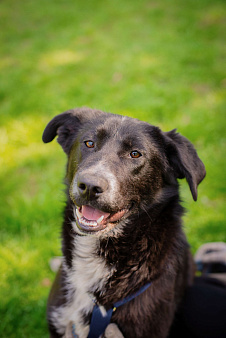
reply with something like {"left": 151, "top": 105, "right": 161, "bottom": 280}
{"left": 43, "top": 108, "right": 206, "bottom": 235}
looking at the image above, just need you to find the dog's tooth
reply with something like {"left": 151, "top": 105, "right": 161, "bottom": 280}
{"left": 76, "top": 208, "right": 82, "bottom": 219}
{"left": 81, "top": 217, "right": 97, "bottom": 227}
{"left": 97, "top": 215, "right": 104, "bottom": 224}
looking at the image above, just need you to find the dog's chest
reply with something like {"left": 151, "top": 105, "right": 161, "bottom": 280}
{"left": 54, "top": 236, "right": 112, "bottom": 337}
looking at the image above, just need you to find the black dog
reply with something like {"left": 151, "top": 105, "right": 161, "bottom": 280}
{"left": 43, "top": 108, "right": 206, "bottom": 338}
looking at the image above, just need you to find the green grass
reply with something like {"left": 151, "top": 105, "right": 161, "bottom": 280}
{"left": 0, "top": 0, "right": 225, "bottom": 336}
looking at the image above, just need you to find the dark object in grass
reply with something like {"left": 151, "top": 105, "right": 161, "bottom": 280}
{"left": 43, "top": 108, "right": 206, "bottom": 338}
{"left": 195, "top": 242, "right": 226, "bottom": 284}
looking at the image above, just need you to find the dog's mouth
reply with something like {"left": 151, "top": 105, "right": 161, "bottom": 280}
{"left": 74, "top": 205, "right": 130, "bottom": 233}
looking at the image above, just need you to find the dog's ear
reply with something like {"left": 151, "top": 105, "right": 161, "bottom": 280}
{"left": 42, "top": 109, "right": 81, "bottom": 154}
{"left": 163, "top": 129, "right": 206, "bottom": 201}
{"left": 42, "top": 108, "right": 105, "bottom": 154}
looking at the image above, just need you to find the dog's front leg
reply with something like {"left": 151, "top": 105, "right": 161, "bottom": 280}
{"left": 63, "top": 322, "right": 124, "bottom": 338}
{"left": 104, "top": 323, "right": 124, "bottom": 338}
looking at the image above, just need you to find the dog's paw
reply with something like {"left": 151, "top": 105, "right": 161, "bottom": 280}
{"left": 104, "top": 323, "right": 124, "bottom": 338}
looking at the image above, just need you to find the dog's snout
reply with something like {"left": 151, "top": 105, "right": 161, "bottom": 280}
{"left": 77, "top": 176, "right": 108, "bottom": 200}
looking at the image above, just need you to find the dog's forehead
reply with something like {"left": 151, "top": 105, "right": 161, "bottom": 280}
{"left": 94, "top": 115, "right": 149, "bottom": 142}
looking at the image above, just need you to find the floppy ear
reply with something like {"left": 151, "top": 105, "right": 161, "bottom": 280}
{"left": 163, "top": 129, "right": 206, "bottom": 201}
{"left": 42, "top": 109, "right": 81, "bottom": 154}
{"left": 42, "top": 108, "right": 105, "bottom": 154}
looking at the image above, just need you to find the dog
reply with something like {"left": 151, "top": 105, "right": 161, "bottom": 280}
{"left": 43, "top": 108, "right": 206, "bottom": 338}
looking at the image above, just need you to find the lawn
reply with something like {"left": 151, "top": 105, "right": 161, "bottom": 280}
{"left": 0, "top": 0, "right": 225, "bottom": 336}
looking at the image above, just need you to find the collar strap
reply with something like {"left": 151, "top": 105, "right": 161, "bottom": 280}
{"left": 87, "top": 282, "right": 151, "bottom": 338}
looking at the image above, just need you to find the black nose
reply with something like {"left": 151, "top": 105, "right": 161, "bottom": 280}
{"left": 77, "top": 176, "right": 108, "bottom": 200}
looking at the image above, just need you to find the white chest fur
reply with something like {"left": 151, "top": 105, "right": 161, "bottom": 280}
{"left": 51, "top": 235, "right": 112, "bottom": 337}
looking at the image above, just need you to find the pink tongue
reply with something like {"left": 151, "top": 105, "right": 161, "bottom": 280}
{"left": 81, "top": 205, "right": 110, "bottom": 221}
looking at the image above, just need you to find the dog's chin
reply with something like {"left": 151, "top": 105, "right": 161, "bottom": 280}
{"left": 72, "top": 204, "right": 132, "bottom": 236}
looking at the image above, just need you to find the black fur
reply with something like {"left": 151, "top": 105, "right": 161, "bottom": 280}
{"left": 43, "top": 108, "right": 206, "bottom": 338}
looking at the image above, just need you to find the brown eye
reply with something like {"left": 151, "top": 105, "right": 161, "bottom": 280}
{"left": 130, "top": 150, "right": 142, "bottom": 158}
{"left": 85, "top": 140, "right": 94, "bottom": 148}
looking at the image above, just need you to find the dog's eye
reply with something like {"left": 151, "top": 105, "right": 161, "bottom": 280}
{"left": 84, "top": 140, "right": 95, "bottom": 148}
{"left": 130, "top": 150, "right": 142, "bottom": 158}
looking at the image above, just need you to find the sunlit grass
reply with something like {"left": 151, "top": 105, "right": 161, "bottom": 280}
{"left": 0, "top": 117, "right": 50, "bottom": 169}
{"left": 0, "top": 0, "right": 225, "bottom": 336}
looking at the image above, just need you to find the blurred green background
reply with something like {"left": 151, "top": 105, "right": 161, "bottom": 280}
{"left": 0, "top": 0, "right": 225, "bottom": 336}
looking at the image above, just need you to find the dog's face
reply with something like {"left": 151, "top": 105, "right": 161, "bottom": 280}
{"left": 43, "top": 108, "right": 205, "bottom": 236}
{"left": 67, "top": 114, "right": 165, "bottom": 235}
